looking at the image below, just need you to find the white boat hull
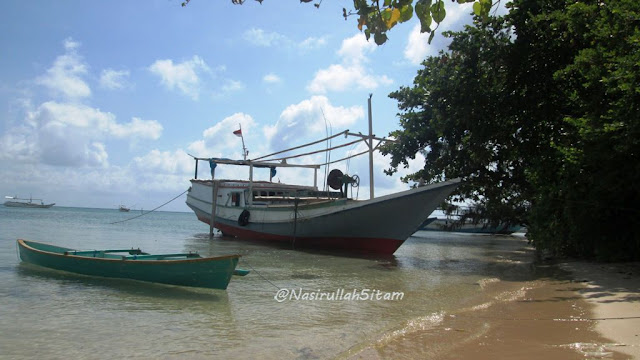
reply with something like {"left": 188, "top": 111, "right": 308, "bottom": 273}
{"left": 4, "top": 201, "right": 55, "bottom": 208}
{"left": 421, "top": 218, "right": 522, "bottom": 234}
{"left": 186, "top": 179, "right": 461, "bottom": 254}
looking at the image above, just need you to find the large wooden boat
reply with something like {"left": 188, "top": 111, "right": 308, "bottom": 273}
{"left": 186, "top": 173, "right": 460, "bottom": 254}
{"left": 186, "top": 119, "right": 461, "bottom": 254}
{"left": 17, "top": 239, "right": 246, "bottom": 290}
{"left": 186, "top": 98, "right": 461, "bottom": 255}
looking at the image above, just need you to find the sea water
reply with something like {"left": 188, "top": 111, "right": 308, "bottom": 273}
{"left": 0, "top": 205, "right": 536, "bottom": 359}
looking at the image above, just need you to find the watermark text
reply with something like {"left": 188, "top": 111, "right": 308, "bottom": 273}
{"left": 274, "top": 288, "right": 404, "bottom": 302}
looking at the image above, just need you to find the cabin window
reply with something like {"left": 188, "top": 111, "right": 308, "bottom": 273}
{"left": 231, "top": 192, "right": 241, "bottom": 207}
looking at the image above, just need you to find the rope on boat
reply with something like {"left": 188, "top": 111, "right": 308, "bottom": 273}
{"left": 252, "top": 130, "right": 348, "bottom": 161}
{"left": 324, "top": 149, "right": 370, "bottom": 166}
{"left": 259, "top": 138, "right": 364, "bottom": 163}
{"left": 110, "top": 189, "right": 189, "bottom": 225}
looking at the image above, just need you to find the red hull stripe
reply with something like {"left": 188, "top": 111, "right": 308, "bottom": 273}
{"left": 198, "top": 216, "right": 404, "bottom": 255}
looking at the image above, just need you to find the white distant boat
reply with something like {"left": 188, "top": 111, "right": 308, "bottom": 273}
{"left": 119, "top": 205, "right": 130, "bottom": 212}
{"left": 420, "top": 217, "right": 522, "bottom": 234}
{"left": 418, "top": 206, "right": 522, "bottom": 234}
{"left": 4, "top": 196, "right": 55, "bottom": 208}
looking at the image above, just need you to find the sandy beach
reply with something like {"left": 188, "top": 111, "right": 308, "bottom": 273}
{"left": 436, "top": 262, "right": 640, "bottom": 360}
{"left": 346, "top": 246, "right": 640, "bottom": 359}
{"left": 561, "top": 262, "right": 640, "bottom": 359}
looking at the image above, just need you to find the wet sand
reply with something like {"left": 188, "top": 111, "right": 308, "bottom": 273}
{"left": 561, "top": 262, "right": 640, "bottom": 359}
{"left": 435, "top": 277, "right": 631, "bottom": 359}
{"left": 345, "top": 248, "right": 640, "bottom": 359}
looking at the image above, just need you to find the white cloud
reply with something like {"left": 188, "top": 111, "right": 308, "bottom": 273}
{"left": 0, "top": 37, "right": 188, "bottom": 208}
{"left": 307, "top": 64, "right": 392, "bottom": 94}
{"left": 148, "top": 56, "right": 210, "bottom": 100}
{"left": 299, "top": 36, "right": 328, "bottom": 51}
{"left": 132, "top": 149, "right": 192, "bottom": 175}
{"left": 211, "top": 79, "right": 245, "bottom": 99}
{"left": 337, "top": 34, "right": 376, "bottom": 65}
{"left": 35, "top": 102, "right": 162, "bottom": 140}
{"left": 243, "top": 28, "right": 287, "bottom": 47}
{"left": 63, "top": 37, "right": 80, "bottom": 51}
{"left": 202, "top": 113, "right": 254, "bottom": 139}
{"left": 0, "top": 101, "right": 162, "bottom": 167}
{"left": 244, "top": 28, "right": 328, "bottom": 52}
{"left": 404, "top": 3, "right": 475, "bottom": 65}
{"left": 307, "top": 33, "right": 393, "bottom": 93}
{"left": 268, "top": 96, "right": 364, "bottom": 151}
{"left": 109, "top": 117, "right": 163, "bottom": 139}
{"left": 221, "top": 79, "right": 245, "bottom": 93}
{"left": 36, "top": 37, "right": 91, "bottom": 99}
{"left": 263, "top": 73, "right": 282, "bottom": 84}
{"left": 405, "top": 25, "right": 431, "bottom": 65}
{"left": 100, "top": 69, "right": 130, "bottom": 90}
{"left": 188, "top": 113, "right": 256, "bottom": 158}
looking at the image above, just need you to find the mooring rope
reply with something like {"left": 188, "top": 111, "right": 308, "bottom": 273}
{"left": 242, "top": 259, "right": 282, "bottom": 290}
{"left": 110, "top": 189, "right": 189, "bottom": 225}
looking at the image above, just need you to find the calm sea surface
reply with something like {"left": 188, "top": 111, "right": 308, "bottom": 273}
{"left": 0, "top": 205, "right": 536, "bottom": 359}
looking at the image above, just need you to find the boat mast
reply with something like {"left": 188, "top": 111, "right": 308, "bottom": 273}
{"left": 209, "top": 161, "right": 217, "bottom": 239}
{"left": 368, "top": 94, "right": 374, "bottom": 200}
{"left": 238, "top": 123, "right": 248, "bottom": 161}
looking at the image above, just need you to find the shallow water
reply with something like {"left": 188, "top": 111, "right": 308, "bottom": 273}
{"left": 0, "top": 206, "right": 538, "bottom": 359}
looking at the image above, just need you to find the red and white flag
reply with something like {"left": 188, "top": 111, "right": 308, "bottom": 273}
{"left": 233, "top": 129, "right": 242, "bottom": 137}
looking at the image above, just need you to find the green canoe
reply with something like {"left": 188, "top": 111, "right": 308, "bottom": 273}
{"left": 17, "top": 239, "right": 247, "bottom": 290}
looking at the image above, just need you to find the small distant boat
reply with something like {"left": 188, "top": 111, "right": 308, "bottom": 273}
{"left": 17, "top": 239, "right": 248, "bottom": 290}
{"left": 4, "top": 196, "right": 54, "bottom": 208}
{"left": 118, "top": 205, "right": 130, "bottom": 212}
{"left": 420, "top": 217, "right": 522, "bottom": 235}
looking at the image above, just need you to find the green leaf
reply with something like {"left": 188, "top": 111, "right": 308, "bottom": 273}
{"left": 428, "top": 31, "right": 435, "bottom": 43}
{"left": 431, "top": 1, "right": 446, "bottom": 24}
{"left": 415, "top": 0, "right": 432, "bottom": 19}
{"left": 374, "top": 32, "right": 388, "bottom": 45}
{"left": 472, "top": 1, "right": 481, "bottom": 16}
{"left": 415, "top": 0, "right": 433, "bottom": 33}
{"left": 385, "top": 8, "right": 402, "bottom": 29}
{"left": 473, "top": 0, "right": 491, "bottom": 18}
{"left": 381, "top": 8, "right": 392, "bottom": 22}
{"left": 399, "top": 4, "right": 413, "bottom": 23}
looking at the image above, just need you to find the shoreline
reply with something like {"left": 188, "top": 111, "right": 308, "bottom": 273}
{"left": 560, "top": 261, "right": 640, "bottom": 359}
{"left": 344, "top": 242, "right": 639, "bottom": 359}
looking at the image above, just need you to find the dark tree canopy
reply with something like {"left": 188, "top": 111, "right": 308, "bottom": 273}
{"left": 382, "top": 0, "right": 640, "bottom": 260}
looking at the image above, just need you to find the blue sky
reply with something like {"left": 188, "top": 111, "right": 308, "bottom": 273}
{"left": 1, "top": 0, "right": 481, "bottom": 212}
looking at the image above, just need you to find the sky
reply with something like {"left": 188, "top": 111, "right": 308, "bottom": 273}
{"left": 0, "top": 0, "right": 482, "bottom": 212}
